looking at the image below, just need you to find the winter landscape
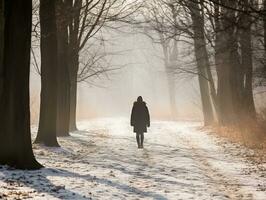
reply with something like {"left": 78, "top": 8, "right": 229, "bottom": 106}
{"left": 1, "top": 0, "right": 266, "bottom": 199}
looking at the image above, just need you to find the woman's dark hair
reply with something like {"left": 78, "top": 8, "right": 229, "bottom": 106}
{"left": 137, "top": 96, "right": 143, "bottom": 102}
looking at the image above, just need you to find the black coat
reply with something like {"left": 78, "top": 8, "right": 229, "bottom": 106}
{"left": 130, "top": 101, "right": 150, "bottom": 133}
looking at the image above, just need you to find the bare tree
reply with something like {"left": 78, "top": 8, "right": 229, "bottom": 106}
{"left": 188, "top": 0, "right": 215, "bottom": 125}
{"left": 139, "top": 0, "right": 215, "bottom": 124}
{"left": 138, "top": 0, "right": 261, "bottom": 125}
{"left": 63, "top": 0, "right": 142, "bottom": 131}
{"left": 139, "top": 0, "right": 182, "bottom": 119}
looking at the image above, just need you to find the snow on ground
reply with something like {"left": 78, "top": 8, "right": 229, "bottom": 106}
{"left": 0, "top": 118, "right": 265, "bottom": 200}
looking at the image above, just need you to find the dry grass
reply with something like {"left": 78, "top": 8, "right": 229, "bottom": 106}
{"left": 212, "top": 122, "right": 266, "bottom": 149}
{"left": 207, "top": 119, "right": 266, "bottom": 165}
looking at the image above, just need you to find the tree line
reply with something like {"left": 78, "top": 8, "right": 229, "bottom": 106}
{"left": 0, "top": 0, "right": 140, "bottom": 169}
{"left": 0, "top": 0, "right": 265, "bottom": 169}
{"left": 139, "top": 0, "right": 266, "bottom": 126}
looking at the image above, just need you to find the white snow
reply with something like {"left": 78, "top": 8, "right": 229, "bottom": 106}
{"left": 0, "top": 118, "right": 265, "bottom": 199}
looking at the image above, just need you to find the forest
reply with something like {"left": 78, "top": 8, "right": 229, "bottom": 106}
{"left": 0, "top": 0, "right": 266, "bottom": 199}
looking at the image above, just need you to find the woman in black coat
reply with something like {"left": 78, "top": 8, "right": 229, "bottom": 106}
{"left": 130, "top": 96, "right": 150, "bottom": 148}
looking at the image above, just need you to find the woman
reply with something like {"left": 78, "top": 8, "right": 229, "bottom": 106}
{"left": 130, "top": 96, "right": 150, "bottom": 149}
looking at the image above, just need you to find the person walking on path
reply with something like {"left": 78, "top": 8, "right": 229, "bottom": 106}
{"left": 130, "top": 96, "right": 150, "bottom": 149}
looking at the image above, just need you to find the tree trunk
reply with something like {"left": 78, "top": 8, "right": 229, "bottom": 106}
{"left": 68, "top": 0, "right": 81, "bottom": 132}
{"left": 190, "top": 0, "right": 215, "bottom": 125}
{"left": 239, "top": 0, "right": 256, "bottom": 119}
{"left": 264, "top": 0, "right": 266, "bottom": 55}
{"left": 35, "top": 0, "right": 60, "bottom": 146}
{"left": 215, "top": 38, "right": 236, "bottom": 125}
{"left": 0, "top": 0, "right": 4, "bottom": 96}
{"left": 56, "top": 0, "right": 70, "bottom": 137}
{"left": 262, "top": 0, "right": 266, "bottom": 79}
{"left": 0, "top": 0, "right": 42, "bottom": 169}
{"left": 214, "top": 1, "right": 239, "bottom": 125}
{"left": 69, "top": 59, "right": 79, "bottom": 132}
{"left": 166, "top": 72, "right": 178, "bottom": 119}
{"left": 215, "top": 41, "right": 238, "bottom": 125}
{"left": 69, "top": 78, "right": 78, "bottom": 132}
{"left": 0, "top": 0, "right": 3, "bottom": 62}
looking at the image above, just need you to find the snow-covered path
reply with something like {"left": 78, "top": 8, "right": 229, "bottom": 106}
{"left": 0, "top": 118, "right": 265, "bottom": 199}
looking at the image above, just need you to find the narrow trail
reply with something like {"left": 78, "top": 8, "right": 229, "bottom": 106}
{"left": 0, "top": 118, "right": 265, "bottom": 199}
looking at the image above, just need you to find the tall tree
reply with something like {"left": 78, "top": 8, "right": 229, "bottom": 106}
{"left": 67, "top": 0, "right": 82, "bottom": 131}
{"left": 32, "top": 0, "right": 123, "bottom": 139}
{"left": 213, "top": 0, "right": 255, "bottom": 124}
{"left": 67, "top": 0, "right": 108, "bottom": 131}
{"left": 189, "top": 0, "right": 215, "bottom": 125}
{"left": 35, "top": 0, "right": 60, "bottom": 146}
{"left": 0, "top": 0, "right": 4, "bottom": 82}
{"left": 143, "top": 0, "right": 215, "bottom": 124}
{"left": 56, "top": 0, "right": 71, "bottom": 137}
{"left": 66, "top": 0, "right": 140, "bottom": 131}
{"left": 239, "top": 0, "right": 256, "bottom": 119}
{"left": 0, "top": 0, "right": 42, "bottom": 169}
{"left": 263, "top": 0, "right": 266, "bottom": 74}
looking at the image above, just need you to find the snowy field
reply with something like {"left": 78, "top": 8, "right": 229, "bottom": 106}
{"left": 0, "top": 118, "right": 265, "bottom": 200}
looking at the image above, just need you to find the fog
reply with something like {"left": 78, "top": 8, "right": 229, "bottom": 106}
{"left": 30, "top": 26, "right": 202, "bottom": 124}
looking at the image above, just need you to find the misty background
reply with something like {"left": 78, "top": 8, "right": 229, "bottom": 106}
{"left": 30, "top": 25, "right": 202, "bottom": 124}
{"left": 27, "top": 0, "right": 266, "bottom": 126}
